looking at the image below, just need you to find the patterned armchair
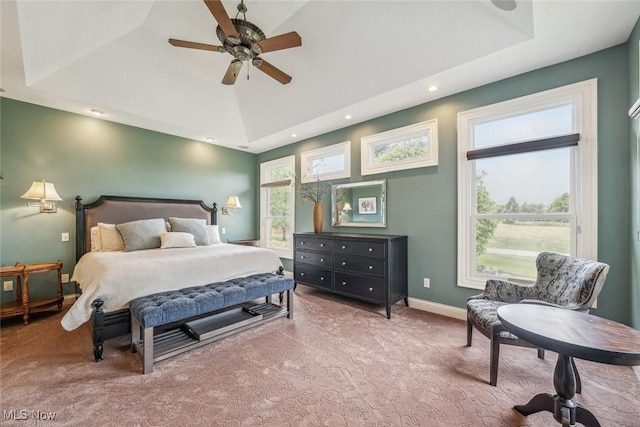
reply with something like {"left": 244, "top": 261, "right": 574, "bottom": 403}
{"left": 466, "top": 252, "right": 609, "bottom": 386}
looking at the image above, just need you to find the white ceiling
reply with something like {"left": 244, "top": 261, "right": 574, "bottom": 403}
{"left": 1, "top": 1, "right": 639, "bottom": 154}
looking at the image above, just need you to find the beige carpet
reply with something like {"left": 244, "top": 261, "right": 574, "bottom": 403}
{"left": 1, "top": 285, "right": 639, "bottom": 426}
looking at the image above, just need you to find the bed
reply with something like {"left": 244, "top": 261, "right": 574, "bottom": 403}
{"left": 64, "top": 195, "right": 283, "bottom": 361}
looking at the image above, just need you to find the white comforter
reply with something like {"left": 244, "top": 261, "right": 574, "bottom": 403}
{"left": 61, "top": 244, "right": 283, "bottom": 331}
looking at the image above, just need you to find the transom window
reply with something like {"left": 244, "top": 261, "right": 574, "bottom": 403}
{"left": 300, "top": 141, "right": 351, "bottom": 183}
{"left": 260, "top": 156, "right": 295, "bottom": 259}
{"left": 361, "top": 119, "right": 438, "bottom": 175}
{"left": 457, "top": 80, "right": 598, "bottom": 289}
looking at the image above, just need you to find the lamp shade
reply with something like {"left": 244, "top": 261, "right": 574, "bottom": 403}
{"left": 342, "top": 202, "right": 352, "bottom": 212}
{"left": 21, "top": 181, "right": 63, "bottom": 201}
{"left": 225, "top": 196, "right": 241, "bottom": 209}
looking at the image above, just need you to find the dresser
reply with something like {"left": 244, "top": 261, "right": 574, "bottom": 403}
{"left": 293, "top": 232, "right": 407, "bottom": 319}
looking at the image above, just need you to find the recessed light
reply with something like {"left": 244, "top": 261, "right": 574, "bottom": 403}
{"left": 492, "top": 0, "right": 517, "bottom": 11}
{"left": 428, "top": 85, "right": 438, "bottom": 92}
{"left": 205, "top": 137, "right": 215, "bottom": 142}
{"left": 291, "top": 133, "right": 297, "bottom": 138}
{"left": 345, "top": 114, "right": 352, "bottom": 120}
{"left": 90, "top": 109, "right": 103, "bottom": 115}
{"left": 238, "top": 145, "right": 249, "bottom": 149}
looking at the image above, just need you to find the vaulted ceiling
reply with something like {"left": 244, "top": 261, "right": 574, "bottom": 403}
{"left": 2, "top": 1, "right": 639, "bottom": 153}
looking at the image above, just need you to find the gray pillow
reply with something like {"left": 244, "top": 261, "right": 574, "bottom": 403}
{"left": 168, "top": 217, "right": 211, "bottom": 246}
{"left": 116, "top": 218, "right": 167, "bottom": 252}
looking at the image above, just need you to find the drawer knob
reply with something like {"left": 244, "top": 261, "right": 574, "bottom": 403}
{"left": 320, "top": 243, "right": 325, "bottom": 247}
{"left": 320, "top": 258, "right": 324, "bottom": 262}
{"left": 368, "top": 248, "right": 373, "bottom": 252}
{"left": 368, "top": 265, "right": 373, "bottom": 270}
{"left": 300, "top": 255, "right": 305, "bottom": 259}
{"left": 341, "top": 245, "right": 346, "bottom": 249}
{"left": 342, "top": 262, "right": 346, "bottom": 266}
{"left": 300, "top": 272, "right": 305, "bottom": 276}
{"left": 320, "top": 277, "right": 324, "bottom": 281}
{"left": 342, "top": 281, "right": 347, "bottom": 285}
{"left": 369, "top": 287, "right": 373, "bottom": 291}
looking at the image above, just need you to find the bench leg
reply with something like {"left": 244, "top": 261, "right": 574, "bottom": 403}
{"left": 142, "top": 326, "right": 154, "bottom": 374}
{"left": 287, "top": 289, "right": 293, "bottom": 320}
{"left": 131, "top": 316, "right": 140, "bottom": 353}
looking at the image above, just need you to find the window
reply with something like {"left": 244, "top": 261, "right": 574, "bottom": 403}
{"left": 457, "top": 79, "right": 597, "bottom": 289}
{"left": 300, "top": 141, "right": 351, "bottom": 183}
{"left": 361, "top": 119, "right": 438, "bottom": 175}
{"left": 260, "top": 156, "right": 295, "bottom": 259}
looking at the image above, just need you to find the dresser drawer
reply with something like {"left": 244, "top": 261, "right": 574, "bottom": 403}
{"left": 334, "top": 255, "right": 385, "bottom": 277}
{"left": 335, "top": 240, "right": 385, "bottom": 258}
{"left": 334, "top": 272, "right": 385, "bottom": 303}
{"left": 295, "top": 236, "right": 333, "bottom": 252}
{"left": 296, "top": 250, "right": 333, "bottom": 269}
{"left": 294, "top": 265, "right": 333, "bottom": 290}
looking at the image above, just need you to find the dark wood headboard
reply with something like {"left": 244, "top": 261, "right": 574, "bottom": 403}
{"left": 75, "top": 195, "right": 217, "bottom": 262}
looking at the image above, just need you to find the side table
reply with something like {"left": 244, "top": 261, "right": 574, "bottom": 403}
{"left": 0, "top": 260, "right": 63, "bottom": 324}
{"left": 497, "top": 304, "right": 640, "bottom": 427}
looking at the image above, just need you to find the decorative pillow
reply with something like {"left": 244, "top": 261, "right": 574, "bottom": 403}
{"left": 116, "top": 218, "right": 167, "bottom": 252}
{"left": 169, "top": 217, "right": 211, "bottom": 246}
{"left": 97, "top": 223, "right": 124, "bottom": 251}
{"left": 160, "top": 232, "right": 196, "bottom": 249}
{"left": 90, "top": 226, "right": 102, "bottom": 252}
{"left": 207, "top": 225, "right": 222, "bottom": 244}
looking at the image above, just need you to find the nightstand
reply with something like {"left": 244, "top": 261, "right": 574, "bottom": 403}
{"left": 0, "top": 260, "right": 63, "bottom": 324}
{"left": 228, "top": 239, "right": 260, "bottom": 247}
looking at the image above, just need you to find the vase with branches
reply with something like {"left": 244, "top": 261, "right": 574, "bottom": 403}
{"left": 299, "top": 177, "right": 329, "bottom": 233}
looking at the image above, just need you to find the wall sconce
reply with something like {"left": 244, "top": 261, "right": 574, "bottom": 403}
{"left": 20, "top": 180, "right": 63, "bottom": 213}
{"left": 221, "top": 196, "right": 241, "bottom": 215}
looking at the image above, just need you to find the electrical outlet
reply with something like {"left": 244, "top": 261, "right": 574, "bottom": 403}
{"left": 61, "top": 274, "right": 70, "bottom": 283}
{"left": 3, "top": 280, "right": 13, "bottom": 292}
{"left": 221, "top": 228, "right": 226, "bottom": 234}
{"left": 423, "top": 278, "right": 430, "bottom": 288}
{"left": 61, "top": 232, "right": 70, "bottom": 242}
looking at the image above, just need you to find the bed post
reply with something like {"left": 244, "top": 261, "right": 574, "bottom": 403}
{"left": 92, "top": 299, "right": 105, "bottom": 362}
{"left": 75, "top": 196, "right": 86, "bottom": 263}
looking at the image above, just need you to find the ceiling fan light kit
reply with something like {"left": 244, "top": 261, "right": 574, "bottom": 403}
{"left": 169, "top": 0, "right": 302, "bottom": 86}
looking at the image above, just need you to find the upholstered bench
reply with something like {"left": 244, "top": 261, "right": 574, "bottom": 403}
{"left": 130, "top": 273, "right": 294, "bottom": 374}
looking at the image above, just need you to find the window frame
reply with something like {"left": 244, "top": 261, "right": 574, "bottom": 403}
{"left": 260, "top": 155, "right": 295, "bottom": 259}
{"left": 300, "top": 141, "right": 351, "bottom": 183}
{"left": 457, "top": 79, "right": 598, "bottom": 290}
{"left": 361, "top": 119, "right": 438, "bottom": 176}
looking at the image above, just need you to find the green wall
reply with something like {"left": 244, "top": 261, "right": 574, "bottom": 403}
{"left": 629, "top": 18, "right": 640, "bottom": 330}
{"left": 0, "top": 99, "right": 257, "bottom": 301}
{"left": 259, "top": 44, "right": 633, "bottom": 325}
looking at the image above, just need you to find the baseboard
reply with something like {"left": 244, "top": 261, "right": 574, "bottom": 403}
{"left": 63, "top": 294, "right": 76, "bottom": 306}
{"left": 283, "top": 270, "right": 293, "bottom": 278}
{"left": 408, "top": 297, "right": 467, "bottom": 321}
{"left": 634, "top": 366, "right": 640, "bottom": 382}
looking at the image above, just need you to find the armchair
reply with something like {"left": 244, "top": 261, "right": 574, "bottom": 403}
{"left": 466, "top": 252, "right": 609, "bottom": 386}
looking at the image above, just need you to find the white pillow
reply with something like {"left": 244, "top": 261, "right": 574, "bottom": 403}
{"left": 90, "top": 226, "right": 102, "bottom": 252}
{"left": 160, "top": 232, "right": 196, "bottom": 249}
{"left": 207, "top": 225, "right": 221, "bottom": 244}
{"left": 97, "top": 223, "right": 124, "bottom": 251}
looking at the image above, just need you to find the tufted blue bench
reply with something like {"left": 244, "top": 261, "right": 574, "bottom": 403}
{"left": 130, "top": 273, "right": 294, "bottom": 373}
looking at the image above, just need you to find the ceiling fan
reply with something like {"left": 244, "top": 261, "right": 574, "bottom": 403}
{"left": 169, "top": 0, "right": 302, "bottom": 85}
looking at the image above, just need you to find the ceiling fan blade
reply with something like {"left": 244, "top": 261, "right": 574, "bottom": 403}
{"left": 222, "top": 60, "right": 243, "bottom": 85}
{"left": 169, "top": 39, "right": 224, "bottom": 52}
{"left": 253, "top": 59, "right": 292, "bottom": 85}
{"left": 252, "top": 32, "right": 302, "bottom": 54}
{"left": 204, "top": 0, "right": 240, "bottom": 43}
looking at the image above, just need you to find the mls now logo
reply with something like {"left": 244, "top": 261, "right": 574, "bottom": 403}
{"left": 3, "top": 409, "right": 57, "bottom": 421}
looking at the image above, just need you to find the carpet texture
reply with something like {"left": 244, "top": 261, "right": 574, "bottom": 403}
{"left": 1, "top": 285, "right": 639, "bottom": 426}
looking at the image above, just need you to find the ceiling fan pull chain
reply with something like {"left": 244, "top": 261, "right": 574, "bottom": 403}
{"left": 247, "top": 62, "right": 250, "bottom": 80}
